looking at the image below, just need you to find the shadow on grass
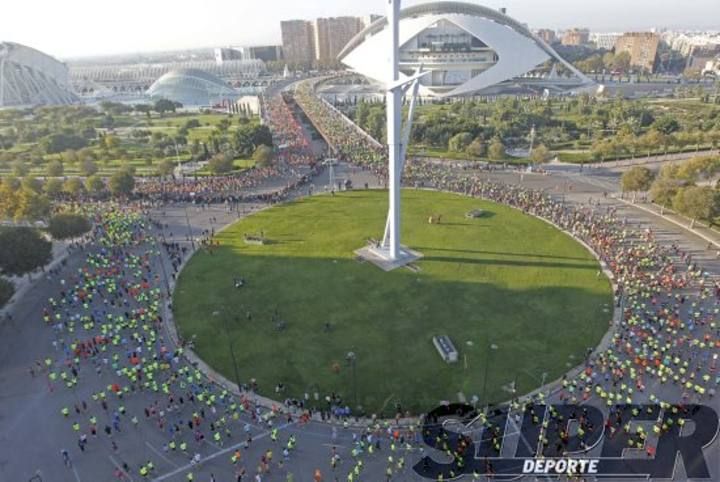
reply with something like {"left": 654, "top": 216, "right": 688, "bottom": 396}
{"left": 174, "top": 250, "right": 611, "bottom": 416}
{"left": 421, "top": 255, "right": 597, "bottom": 270}
{"left": 416, "top": 246, "right": 592, "bottom": 262}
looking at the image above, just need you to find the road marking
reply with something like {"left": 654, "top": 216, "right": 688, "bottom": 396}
{"left": 71, "top": 464, "right": 82, "bottom": 482}
{"left": 145, "top": 441, "right": 179, "bottom": 468}
{"left": 151, "top": 422, "right": 294, "bottom": 481}
{"left": 109, "top": 455, "right": 134, "bottom": 482}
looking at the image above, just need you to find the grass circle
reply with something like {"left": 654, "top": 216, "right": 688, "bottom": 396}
{"left": 174, "top": 190, "right": 612, "bottom": 414}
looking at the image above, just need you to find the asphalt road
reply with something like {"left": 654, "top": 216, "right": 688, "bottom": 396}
{"left": 0, "top": 160, "right": 719, "bottom": 482}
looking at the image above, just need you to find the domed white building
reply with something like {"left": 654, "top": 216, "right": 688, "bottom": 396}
{"left": 0, "top": 42, "right": 77, "bottom": 107}
{"left": 146, "top": 68, "right": 237, "bottom": 107}
{"left": 338, "top": 2, "right": 591, "bottom": 97}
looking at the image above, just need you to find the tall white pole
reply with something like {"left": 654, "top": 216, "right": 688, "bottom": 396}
{"left": 386, "top": 0, "right": 401, "bottom": 260}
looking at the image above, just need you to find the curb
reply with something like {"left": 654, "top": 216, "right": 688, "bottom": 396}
{"left": 159, "top": 185, "right": 623, "bottom": 427}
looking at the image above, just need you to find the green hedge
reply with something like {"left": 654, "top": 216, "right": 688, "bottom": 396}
{"left": 0, "top": 277, "right": 14, "bottom": 308}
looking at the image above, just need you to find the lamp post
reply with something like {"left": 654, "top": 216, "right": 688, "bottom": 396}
{"left": 217, "top": 311, "right": 242, "bottom": 393}
{"left": 481, "top": 342, "right": 498, "bottom": 406}
{"left": 183, "top": 204, "right": 194, "bottom": 249}
{"left": 346, "top": 351, "right": 358, "bottom": 409}
{"left": 172, "top": 140, "right": 183, "bottom": 178}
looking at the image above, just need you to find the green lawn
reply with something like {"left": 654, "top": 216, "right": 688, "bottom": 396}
{"left": 194, "top": 159, "right": 256, "bottom": 176}
{"left": 407, "top": 146, "right": 525, "bottom": 164}
{"left": 174, "top": 190, "right": 612, "bottom": 415}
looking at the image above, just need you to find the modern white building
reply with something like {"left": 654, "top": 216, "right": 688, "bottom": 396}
{"left": 338, "top": 1, "right": 591, "bottom": 97}
{"left": 590, "top": 33, "right": 622, "bottom": 51}
{"left": 0, "top": 42, "right": 77, "bottom": 107}
{"left": 146, "top": 69, "right": 238, "bottom": 107}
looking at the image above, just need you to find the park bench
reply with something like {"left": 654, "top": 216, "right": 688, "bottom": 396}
{"left": 433, "top": 335, "right": 459, "bottom": 363}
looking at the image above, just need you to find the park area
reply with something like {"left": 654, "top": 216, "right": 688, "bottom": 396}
{"left": 173, "top": 189, "right": 612, "bottom": 414}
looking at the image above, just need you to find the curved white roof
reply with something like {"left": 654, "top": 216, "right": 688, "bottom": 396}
{"left": 146, "top": 68, "right": 237, "bottom": 106}
{"left": 339, "top": 1, "right": 590, "bottom": 97}
{"left": 0, "top": 42, "right": 77, "bottom": 107}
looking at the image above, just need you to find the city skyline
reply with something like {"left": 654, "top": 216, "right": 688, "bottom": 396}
{"left": 1, "top": 0, "right": 719, "bottom": 59}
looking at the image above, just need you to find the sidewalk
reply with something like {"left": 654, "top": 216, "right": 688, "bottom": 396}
{"left": 614, "top": 197, "right": 720, "bottom": 249}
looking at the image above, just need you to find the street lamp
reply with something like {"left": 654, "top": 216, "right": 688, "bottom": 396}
{"left": 346, "top": 351, "right": 358, "bottom": 409}
{"left": 481, "top": 342, "right": 498, "bottom": 406}
{"left": 172, "top": 140, "right": 183, "bottom": 178}
{"left": 215, "top": 310, "right": 242, "bottom": 393}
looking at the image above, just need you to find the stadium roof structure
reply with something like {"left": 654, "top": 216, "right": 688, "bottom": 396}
{"left": 146, "top": 68, "right": 238, "bottom": 106}
{"left": 338, "top": 1, "right": 592, "bottom": 97}
{"left": 0, "top": 42, "right": 77, "bottom": 107}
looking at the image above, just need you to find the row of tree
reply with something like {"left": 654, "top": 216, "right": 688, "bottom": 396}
{"left": 0, "top": 213, "right": 91, "bottom": 307}
{"left": 348, "top": 95, "right": 720, "bottom": 161}
{"left": 621, "top": 155, "right": 720, "bottom": 226}
{"left": 0, "top": 170, "right": 134, "bottom": 222}
{"left": 591, "top": 128, "right": 720, "bottom": 161}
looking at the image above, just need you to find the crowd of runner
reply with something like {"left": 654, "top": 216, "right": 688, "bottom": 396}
{"left": 292, "top": 80, "right": 386, "bottom": 166}
{"left": 262, "top": 93, "right": 316, "bottom": 167}
{"left": 21, "top": 85, "right": 720, "bottom": 481}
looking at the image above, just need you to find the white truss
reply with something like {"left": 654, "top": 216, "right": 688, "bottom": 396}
{"left": 0, "top": 42, "right": 77, "bottom": 108}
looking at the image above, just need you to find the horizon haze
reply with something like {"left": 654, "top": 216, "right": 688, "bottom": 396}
{"left": 1, "top": 0, "right": 719, "bottom": 59}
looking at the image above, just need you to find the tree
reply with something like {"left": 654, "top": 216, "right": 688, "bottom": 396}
{"left": 47, "top": 213, "right": 91, "bottom": 239}
{"left": 639, "top": 129, "right": 668, "bottom": 156}
{"left": 81, "top": 158, "right": 98, "bottom": 176}
{"left": 448, "top": 132, "right": 474, "bottom": 153}
{"left": 652, "top": 116, "right": 680, "bottom": 135}
{"left": 11, "top": 160, "right": 28, "bottom": 177}
{"left": 41, "top": 133, "right": 87, "bottom": 154}
{"left": 157, "top": 159, "right": 175, "bottom": 177}
{"left": 530, "top": 144, "right": 552, "bottom": 164}
{"left": 217, "top": 118, "right": 231, "bottom": 132}
{"left": 0, "top": 179, "right": 19, "bottom": 219}
{"left": 153, "top": 99, "right": 177, "bottom": 117}
{"left": 252, "top": 145, "right": 273, "bottom": 167}
{"left": 676, "top": 155, "right": 720, "bottom": 183}
{"left": 63, "top": 178, "right": 85, "bottom": 196}
{"left": 85, "top": 175, "right": 106, "bottom": 195}
{"left": 591, "top": 139, "right": 614, "bottom": 161}
{"left": 621, "top": 166, "right": 655, "bottom": 201}
{"left": 14, "top": 188, "right": 50, "bottom": 222}
{"left": 611, "top": 51, "right": 632, "bottom": 73}
{"left": 465, "top": 138, "right": 486, "bottom": 158}
{"left": 208, "top": 153, "right": 234, "bottom": 174}
{"left": 44, "top": 178, "right": 64, "bottom": 198}
{"left": 134, "top": 104, "right": 153, "bottom": 118}
{"left": 0, "top": 277, "right": 13, "bottom": 308}
{"left": 102, "top": 135, "right": 120, "bottom": 150}
{"left": 488, "top": 138, "right": 505, "bottom": 160}
{"left": 45, "top": 160, "right": 64, "bottom": 177}
{"left": 649, "top": 177, "right": 681, "bottom": 212}
{"left": 21, "top": 177, "right": 43, "bottom": 193}
{"left": 251, "top": 125, "right": 273, "bottom": 148}
{"left": 108, "top": 170, "right": 135, "bottom": 197}
{"left": 0, "top": 227, "right": 52, "bottom": 278}
{"left": 672, "top": 185, "right": 718, "bottom": 227}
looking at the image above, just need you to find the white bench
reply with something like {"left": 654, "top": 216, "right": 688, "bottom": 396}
{"left": 433, "top": 335, "right": 459, "bottom": 363}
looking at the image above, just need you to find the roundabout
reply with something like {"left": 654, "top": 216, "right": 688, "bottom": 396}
{"left": 174, "top": 189, "right": 612, "bottom": 414}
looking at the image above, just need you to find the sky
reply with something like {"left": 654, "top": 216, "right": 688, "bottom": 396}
{"left": 1, "top": 0, "right": 718, "bottom": 59}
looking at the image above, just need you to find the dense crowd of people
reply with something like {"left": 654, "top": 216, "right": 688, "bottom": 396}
{"left": 18, "top": 84, "right": 720, "bottom": 481}
{"left": 293, "top": 80, "right": 386, "bottom": 166}
{"left": 131, "top": 91, "right": 327, "bottom": 206}
{"left": 263, "top": 94, "right": 316, "bottom": 167}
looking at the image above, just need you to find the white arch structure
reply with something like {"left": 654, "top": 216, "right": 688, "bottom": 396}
{"left": 339, "top": 1, "right": 591, "bottom": 97}
{"left": 0, "top": 42, "right": 77, "bottom": 107}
